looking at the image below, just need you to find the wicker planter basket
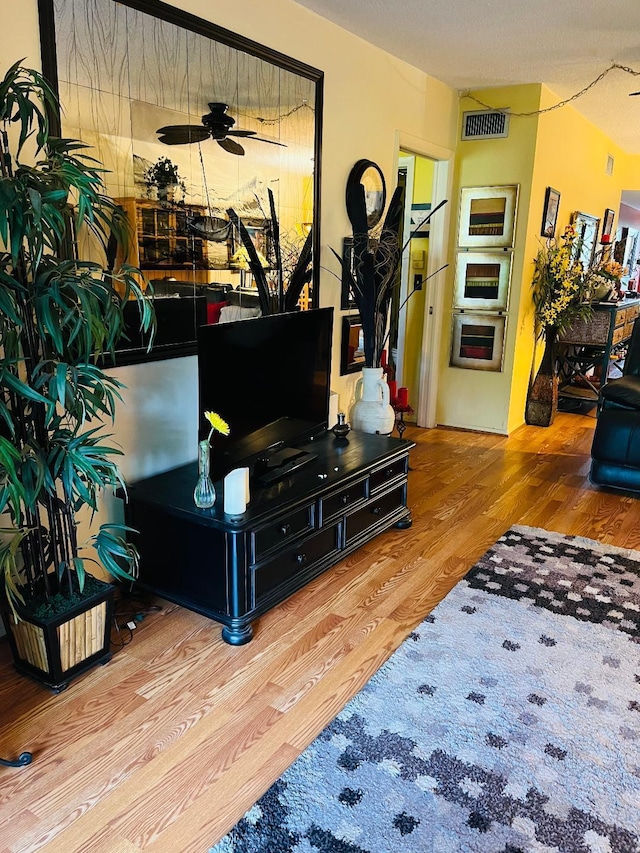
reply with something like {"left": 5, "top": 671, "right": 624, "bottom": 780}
{"left": 1, "top": 578, "right": 115, "bottom": 693}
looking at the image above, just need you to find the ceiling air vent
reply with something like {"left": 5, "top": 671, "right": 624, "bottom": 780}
{"left": 462, "top": 109, "right": 510, "bottom": 140}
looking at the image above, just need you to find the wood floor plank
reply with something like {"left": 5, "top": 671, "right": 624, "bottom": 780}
{"left": 3, "top": 413, "right": 639, "bottom": 853}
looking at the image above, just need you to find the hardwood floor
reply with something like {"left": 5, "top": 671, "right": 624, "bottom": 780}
{"left": 1, "top": 412, "right": 639, "bottom": 853}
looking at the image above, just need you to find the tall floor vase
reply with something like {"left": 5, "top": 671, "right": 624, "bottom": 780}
{"left": 525, "top": 328, "right": 558, "bottom": 427}
{"left": 350, "top": 367, "right": 395, "bottom": 435}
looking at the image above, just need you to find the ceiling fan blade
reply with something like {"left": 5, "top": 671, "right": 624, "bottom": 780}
{"left": 630, "top": 91, "right": 640, "bottom": 96}
{"left": 157, "top": 124, "right": 201, "bottom": 133}
{"left": 227, "top": 130, "right": 258, "bottom": 138}
{"left": 218, "top": 137, "right": 245, "bottom": 156}
{"left": 156, "top": 125, "right": 210, "bottom": 144}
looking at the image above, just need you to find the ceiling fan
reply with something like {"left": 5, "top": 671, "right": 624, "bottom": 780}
{"left": 156, "top": 102, "right": 286, "bottom": 156}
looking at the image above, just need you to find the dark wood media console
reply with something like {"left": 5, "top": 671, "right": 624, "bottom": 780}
{"left": 124, "top": 430, "right": 414, "bottom": 644}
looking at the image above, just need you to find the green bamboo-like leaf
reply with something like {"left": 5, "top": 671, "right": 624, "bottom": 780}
{"left": 0, "top": 367, "right": 50, "bottom": 406}
{"left": 0, "top": 527, "right": 29, "bottom": 619}
{"left": 0, "top": 63, "right": 156, "bottom": 616}
{"left": 92, "top": 523, "right": 139, "bottom": 582}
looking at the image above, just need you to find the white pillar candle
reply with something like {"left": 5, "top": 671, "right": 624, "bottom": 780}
{"left": 224, "top": 467, "right": 250, "bottom": 515}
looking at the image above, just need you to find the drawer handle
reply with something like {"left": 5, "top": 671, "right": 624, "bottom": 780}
{"left": 341, "top": 494, "right": 351, "bottom": 505}
{"left": 296, "top": 553, "right": 307, "bottom": 565}
{"left": 281, "top": 523, "right": 291, "bottom": 536}
{"left": 384, "top": 467, "right": 395, "bottom": 478}
{"left": 371, "top": 506, "right": 382, "bottom": 516}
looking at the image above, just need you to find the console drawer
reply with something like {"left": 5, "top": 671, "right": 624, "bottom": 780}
{"left": 251, "top": 503, "right": 315, "bottom": 563}
{"left": 612, "top": 324, "right": 626, "bottom": 345}
{"left": 369, "top": 456, "right": 408, "bottom": 492}
{"left": 344, "top": 485, "right": 406, "bottom": 545}
{"left": 319, "top": 477, "right": 368, "bottom": 522}
{"left": 253, "top": 524, "right": 341, "bottom": 601}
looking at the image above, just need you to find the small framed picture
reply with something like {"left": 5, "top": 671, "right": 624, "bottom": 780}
{"left": 601, "top": 208, "right": 615, "bottom": 244}
{"left": 453, "top": 251, "right": 512, "bottom": 311}
{"left": 450, "top": 313, "right": 506, "bottom": 372}
{"left": 457, "top": 185, "right": 519, "bottom": 248}
{"left": 541, "top": 187, "right": 560, "bottom": 238}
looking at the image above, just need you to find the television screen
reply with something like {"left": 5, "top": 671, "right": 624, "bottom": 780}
{"left": 197, "top": 308, "right": 333, "bottom": 470}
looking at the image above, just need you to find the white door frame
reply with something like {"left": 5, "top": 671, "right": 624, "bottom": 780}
{"left": 394, "top": 132, "right": 454, "bottom": 428}
{"left": 395, "top": 154, "right": 416, "bottom": 387}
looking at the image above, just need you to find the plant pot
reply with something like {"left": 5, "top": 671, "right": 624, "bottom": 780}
{"left": 158, "top": 183, "right": 178, "bottom": 202}
{"left": 0, "top": 577, "right": 115, "bottom": 693}
{"left": 350, "top": 367, "right": 395, "bottom": 435}
{"left": 525, "top": 328, "right": 558, "bottom": 427}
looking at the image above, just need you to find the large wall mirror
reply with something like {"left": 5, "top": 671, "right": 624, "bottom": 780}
{"left": 39, "top": 0, "right": 323, "bottom": 363}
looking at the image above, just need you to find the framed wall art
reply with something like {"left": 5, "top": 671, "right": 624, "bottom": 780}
{"left": 541, "top": 187, "right": 560, "bottom": 238}
{"left": 450, "top": 313, "right": 506, "bottom": 372}
{"left": 457, "top": 185, "right": 519, "bottom": 248}
{"left": 410, "top": 202, "right": 432, "bottom": 238}
{"left": 453, "top": 251, "right": 512, "bottom": 311}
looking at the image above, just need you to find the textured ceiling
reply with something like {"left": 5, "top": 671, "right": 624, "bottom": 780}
{"left": 292, "top": 0, "right": 640, "bottom": 155}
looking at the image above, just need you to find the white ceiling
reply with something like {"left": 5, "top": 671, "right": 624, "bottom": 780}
{"left": 293, "top": 0, "right": 640, "bottom": 155}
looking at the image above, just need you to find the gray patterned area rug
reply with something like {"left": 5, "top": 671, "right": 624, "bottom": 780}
{"left": 210, "top": 526, "right": 640, "bottom": 853}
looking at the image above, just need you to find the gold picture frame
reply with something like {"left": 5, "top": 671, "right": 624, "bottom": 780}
{"left": 458, "top": 185, "right": 519, "bottom": 248}
{"left": 453, "top": 251, "right": 512, "bottom": 311}
{"left": 450, "top": 313, "right": 506, "bottom": 371}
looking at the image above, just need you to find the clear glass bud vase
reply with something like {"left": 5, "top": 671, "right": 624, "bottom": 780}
{"left": 194, "top": 439, "right": 216, "bottom": 508}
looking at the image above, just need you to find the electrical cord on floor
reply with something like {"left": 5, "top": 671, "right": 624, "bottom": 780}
{"left": 110, "top": 592, "right": 162, "bottom": 652}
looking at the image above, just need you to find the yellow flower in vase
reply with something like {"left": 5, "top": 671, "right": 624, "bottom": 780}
{"left": 194, "top": 412, "right": 231, "bottom": 509}
{"left": 204, "top": 411, "right": 231, "bottom": 443}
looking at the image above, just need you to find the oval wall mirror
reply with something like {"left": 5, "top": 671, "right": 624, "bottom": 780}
{"left": 346, "top": 159, "right": 386, "bottom": 230}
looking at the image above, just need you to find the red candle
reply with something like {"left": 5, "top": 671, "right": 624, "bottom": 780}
{"left": 380, "top": 349, "right": 387, "bottom": 368}
{"left": 388, "top": 380, "right": 397, "bottom": 400}
{"left": 601, "top": 234, "right": 611, "bottom": 244}
{"left": 398, "top": 387, "right": 409, "bottom": 406}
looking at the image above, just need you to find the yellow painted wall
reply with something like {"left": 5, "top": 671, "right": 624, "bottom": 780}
{"left": 437, "top": 83, "right": 638, "bottom": 435}
{"left": 437, "top": 84, "right": 541, "bottom": 434}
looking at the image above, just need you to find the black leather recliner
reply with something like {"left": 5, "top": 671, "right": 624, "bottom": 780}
{"left": 590, "top": 315, "right": 640, "bottom": 492}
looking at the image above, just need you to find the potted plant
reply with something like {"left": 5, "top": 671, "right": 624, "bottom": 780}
{"left": 525, "top": 224, "right": 593, "bottom": 426}
{"left": 334, "top": 173, "right": 447, "bottom": 433}
{"left": 143, "top": 156, "right": 186, "bottom": 202}
{"left": 0, "top": 62, "right": 154, "bottom": 691}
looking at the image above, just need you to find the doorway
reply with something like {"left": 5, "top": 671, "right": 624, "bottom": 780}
{"left": 388, "top": 151, "right": 436, "bottom": 422}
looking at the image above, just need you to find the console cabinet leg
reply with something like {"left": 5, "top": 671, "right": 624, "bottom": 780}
{"left": 395, "top": 512, "right": 413, "bottom": 529}
{"left": 221, "top": 621, "right": 254, "bottom": 646}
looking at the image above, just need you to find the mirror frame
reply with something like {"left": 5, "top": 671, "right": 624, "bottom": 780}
{"left": 37, "top": 0, "right": 324, "bottom": 364}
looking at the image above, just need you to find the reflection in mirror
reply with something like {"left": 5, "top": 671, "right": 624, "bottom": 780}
{"left": 341, "top": 317, "right": 365, "bottom": 375}
{"left": 571, "top": 211, "right": 600, "bottom": 269}
{"left": 40, "top": 0, "right": 322, "bottom": 362}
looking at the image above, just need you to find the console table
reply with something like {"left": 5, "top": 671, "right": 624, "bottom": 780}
{"left": 558, "top": 300, "right": 640, "bottom": 401}
{"left": 124, "top": 430, "right": 414, "bottom": 644}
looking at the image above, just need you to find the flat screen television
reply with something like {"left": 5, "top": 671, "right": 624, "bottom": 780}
{"left": 197, "top": 308, "right": 333, "bottom": 477}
